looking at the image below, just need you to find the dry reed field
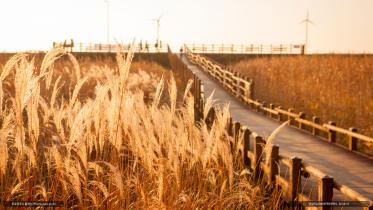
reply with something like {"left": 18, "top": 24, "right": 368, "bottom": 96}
{"left": 0, "top": 47, "right": 282, "bottom": 209}
{"left": 232, "top": 55, "right": 373, "bottom": 140}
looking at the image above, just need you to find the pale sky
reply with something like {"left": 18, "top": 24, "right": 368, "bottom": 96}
{"left": 0, "top": 0, "right": 372, "bottom": 53}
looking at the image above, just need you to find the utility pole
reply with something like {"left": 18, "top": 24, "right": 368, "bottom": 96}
{"left": 156, "top": 18, "right": 160, "bottom": 47}
{"left": 105, "top": 0, "right": 110, "bottom": 44}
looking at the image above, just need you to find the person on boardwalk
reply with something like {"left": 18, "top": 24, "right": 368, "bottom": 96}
{"left": 145, "top": 41, "right": 149, "bottom": 52}
{"left": 180, "top": 47, "right": 184, "bottom": 59}
{"left": 139, "top": 40, "right": 143, "bottom": 52}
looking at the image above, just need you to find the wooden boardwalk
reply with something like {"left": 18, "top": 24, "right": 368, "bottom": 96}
{"left": 180, "top": 54, "right": 373, "bottom": 203}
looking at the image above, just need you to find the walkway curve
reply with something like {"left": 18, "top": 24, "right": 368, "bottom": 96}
{"left": 180, "top": 54, "right": 373, "bottom": 202}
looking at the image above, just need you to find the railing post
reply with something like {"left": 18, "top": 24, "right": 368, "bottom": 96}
{"left": 288, "top": 108, "right": 295, "bottom": 125}
{"left": 227, "top": 117, "right": 233, "bottom": 136}
{"left": 195, "top": 77, "right": 202, "bottom": 122}
{"left": 239, "top": 78, "right": 244, "bottom": 100}
{"left": 206, "top": 107, "right": 216, "bottom": 128}
{"left": 243, "top": 128, "right": 251, "bottom": 168}
{"left": 253, "top": 136, "right": 264, "bottom": 180}
{"left": 234, "top": 121, "right": 241, "bottom": 142}
{"left": 256, "top": 100, "right": 261, "bottom": 112}
{"left": 289, "top": 157, "right": 302, "bottom": 204}
{"left": 277, "top": 106, "right": 283, "bottom": 121}
{"left": 313, "top": 116, "right": 320, "bottom": 136}
{"left": 196, "top": 78, "right": 200, "bottom": 102}
{"left": 262, "top": 102, "right": 267, "bottom": 115}
{"left": 229, "top": 120, "right": 236, "bottom": 152}
{"left": 243, "top": 76, "right": 249, "bottom": 95}
{"left": 249, "top": 79, "right": 254, "bottom": 99}
{"left": 269, "top": 144, "right": 279, "bottom": 185}
{"left": 298, "top": 112, "right": 306, "bottom": 130}
{"left": 318, "top": 175, "right": 334, "bottom": 210}
{"left": 348, "top": 127, "right": 358, "bottom": 151}
{"left": 193, "top": 75, "right": 197, "bottom": 99}
{"left": 269, "top": 104, "right": 275, "bottom": 118}
{"left": 200, "top": 82, "right": 204, "bottom": 118}
{"left": 233, "top": 72, "right": 239, "bottom": 97}
{"left": 193, "top": 75, "right": 197, "bottom": 111}
{"left": 328, "top": 121, "right": 337, "bottom": 143}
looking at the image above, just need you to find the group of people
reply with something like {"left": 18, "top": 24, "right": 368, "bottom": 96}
{"left": 52, "top": 39, "right": 74, "bottom": 52}
{"left": 137, "top": 40, "right": 164, "bottom": 52}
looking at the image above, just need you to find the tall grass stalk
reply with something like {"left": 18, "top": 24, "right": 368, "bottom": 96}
{"left": 0, "top": 47, "right": 282, "bottom": 209}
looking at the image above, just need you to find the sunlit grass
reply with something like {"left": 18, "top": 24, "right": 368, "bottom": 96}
{"left": 0, "top": 48, "right": 281, "bottom": 209}
{"left": 233, "top": 55, "right": 373, "bottom": 139}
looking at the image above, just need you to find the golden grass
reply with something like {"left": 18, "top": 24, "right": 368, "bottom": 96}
{"left": 0, "top": 48, "right": 282, "bottom": 209}
{"left": 233, "top": 55, "right": 373, "bottom": 139}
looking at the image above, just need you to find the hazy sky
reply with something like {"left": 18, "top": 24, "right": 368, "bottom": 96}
{"left": 0, "top": 0, "right": 372, "bottom": 53}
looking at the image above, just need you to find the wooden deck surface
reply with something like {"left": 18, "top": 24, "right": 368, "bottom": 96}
{"left": 180, "top": 54, "right": 373, "bottom": 202}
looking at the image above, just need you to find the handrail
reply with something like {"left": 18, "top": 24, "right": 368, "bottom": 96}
{"left": 324, "top": 124, "right": 373, "bottom": 144}
{"left": 274, "top": 108, "right": 300, "bottom": 118}
{"left": 170, "top": 48, "right": 373, "bottom": 209}
{"left": 245, "top": 124, "right": 372, "bottom": 207}
{"left": 295, "top": 117, "right": 328, "bottom": 132}
{"left": 185, "top": 46, "right": 253, "bottom": 100}
{"left": 333, "top": 181, "right": 372, "bottom": 203}
{"left": 184, "top": 46, "right": 373, "bottom": 157}
{"left": 302, "top": 162, "right": 328, "bottom": 179}
{"left": 184, "top": 43, "right": 305, "bottom": 55}
{"left": 53, "top": 42, "right": 169, "bottom": 53}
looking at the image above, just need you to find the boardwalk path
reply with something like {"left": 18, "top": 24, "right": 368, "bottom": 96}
{"left": 180, "top": 54, "right": 373, "bottom": 201}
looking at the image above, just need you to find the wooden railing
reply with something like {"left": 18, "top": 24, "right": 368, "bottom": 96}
{"left": 168, "top": 46, "right": 205, "bottom": 122}
{"left": 185, "top": 47, "right": 254, "bottom": 101}
{"left": 53, "top": 42, "right": 168, "bottom": 53}
{"left": 231, "top": 122, "right": 373, "bottom": 209}
{"left": 184, "top": 43, "right": 305, "bottom": 55}
{"left": 182, "top": 46, "right": 373, "bottom": 209}
{"left": 184, "top": 46, "right": 373, "bottom": 158}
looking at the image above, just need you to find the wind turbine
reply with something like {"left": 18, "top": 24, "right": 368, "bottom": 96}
{"left": 151, "top": 14, "right": 163, "bottom": 48}
{"left": 300, "top": 10, "right": 315, "bottom": 54}
{"left": 104, "top": 0, "right": 110, "bottom": 44}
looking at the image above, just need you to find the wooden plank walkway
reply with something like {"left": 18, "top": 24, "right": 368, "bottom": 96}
{"left": 180, "top": 54, "right": 373, "bottom": 202}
